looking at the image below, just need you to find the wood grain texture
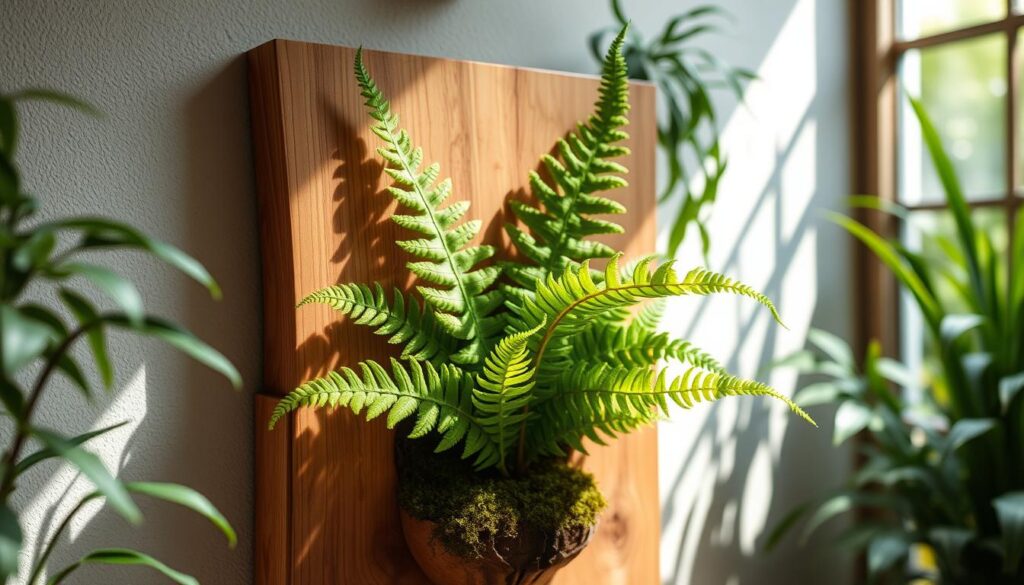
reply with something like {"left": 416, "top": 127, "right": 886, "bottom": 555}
{"left": 249, "top": 39, "right": 659, "bottom": 585}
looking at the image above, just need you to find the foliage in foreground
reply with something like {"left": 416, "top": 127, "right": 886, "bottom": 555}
{"left": 270, "top": 26, "right": 813, "bottom": 477}
{"left": 767, "top": 100, "right": 1024, "bottom": 584}
{"left": 0, "top": 91, "right": 240, "bottom": 583}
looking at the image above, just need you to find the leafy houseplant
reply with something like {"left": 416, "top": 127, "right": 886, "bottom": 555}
{"left": 269, "top": 28, "right": 812, "bottom": 584}
{"left": 0, "top": 91, "right": 240, "bottom": 583}
{"left": 589, "top": 0, "right": 754, "bottom": 258}
{"left": 766, "top": 100, "right": 1024, "bottom": 584}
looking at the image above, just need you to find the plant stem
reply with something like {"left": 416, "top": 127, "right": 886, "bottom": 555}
{"left": 0, "top": 325, "right": 90, "bottom": 500}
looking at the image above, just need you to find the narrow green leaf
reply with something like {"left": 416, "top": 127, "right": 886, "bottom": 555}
{"left": 939, "top": 314, "right": 985, "bottom": 346}
{"left": 30, "top": 428, "right": 140, "bottom": 524}
{"left": 12, "top": 89, "right": 101, "bottom": 117}
{"left": 59, "top": 289, "right": 113, "bottom": 388}
{"left": 867, "top": 533, "right": 910, "bottom": 577}
{"left": 127, "top": 482, "right": 236, "bottom": 547}
{"left": 16, "top": 421, "right": 129, "bottom": 475}
{"left": 999, "top": 372, "right": 1024, "bottom": 413}
{"left": 942, "top": 418, "right": 996, "bottom": 460}
{"left": 107, "top": 316, "right": 241, "bottom": 389}
{"left": 48, "top": 548, "right": 196, "bottom": 585}
{"left": 0, "top": 504, "right": 21, "bottom": 582}
{"left": 994, "top": 491, "right": 1024, "bottom": 573}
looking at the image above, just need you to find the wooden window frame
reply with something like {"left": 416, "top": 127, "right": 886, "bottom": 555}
{"left": 850, "top": 0, "right": 1022, "bottom": 358}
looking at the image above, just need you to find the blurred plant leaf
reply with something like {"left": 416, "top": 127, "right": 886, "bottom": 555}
{"left": 868, "top": 532, "right": 910, "bottom": 578}
{"left": 30, "top": 428, "right": 140, "bottom": 524}
{"left": 994, "top": 491, "right": 1024, "bottom": 573}
{"left": 0, "top": 504, "right": 21, "bottom": 582}
{"left": 15, "top": 421, "right": 129, "bottom": 475}
{"left": 834, "top": 401, "right": 873, "bottom": 445}
{"left": 48, "top": 548, "right": 196, "bottom": 585}
{"left": 127, "top": 482, "right": 236, "bottom": 547}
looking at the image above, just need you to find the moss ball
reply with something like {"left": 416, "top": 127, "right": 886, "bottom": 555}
{"left": 396, "top": 439, "right": 606, "bottom": 559}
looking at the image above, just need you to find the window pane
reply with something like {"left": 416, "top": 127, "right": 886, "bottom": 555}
{"left": 899, "top": 0, "right": 1005, "bottom": 39}
{"left": 900, "top": 209, "right": 1008, "bottom": 398}
{"left": 899, "top": 34, "right": 1007, "bottom": 205}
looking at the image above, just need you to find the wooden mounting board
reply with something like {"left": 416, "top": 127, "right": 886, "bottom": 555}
{"left": 248, "top": 39, "right": 659, "bottom": 585}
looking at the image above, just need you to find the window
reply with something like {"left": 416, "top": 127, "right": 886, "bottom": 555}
{"left": 852, "top": 1, "right": 1022, "bottom": 369}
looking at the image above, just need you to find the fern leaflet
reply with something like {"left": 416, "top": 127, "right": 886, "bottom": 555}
{"left": 298, "top": 283, "right": 455, "bottom": 362}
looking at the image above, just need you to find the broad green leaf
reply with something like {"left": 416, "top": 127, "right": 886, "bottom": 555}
{"left": 939, "top": 314, "right": 984, "bottom": 346}
{"left": 833, "top": 401, "right": 872, "bottom": 445}
{"left": 59, "top": 289, "right": 113, "bottom": 388}
{"left": 53, "top": 262, "right": 144, "bottom": 325}
{"left": 942, "top": 418, "right": 996, "bottom": 460}
{"left": 793, "top": 382, "right": 845, "bottom": 408}
{"left": 800, "top": 492, "right": 895, "bottom": 544}
{"left": 807, "top": 328, "right": 854, "bottom": 372}
{"left": 0, "top": 504, "right": 21, "bottom": 582}
{"left": 11, "top": 229, "right": 55, "bottom": 271}
{"left": 993, "top": 491, "right": 1024, "bottom": 573}
{"left": 999, "top": 372, "right": 1024, "bottom": 413}
{"left": 929, "top": 526, "right": 972, "bottom": 569}
{"left": 15, "top": 421, "right": 129, "bottom": 475}
{"left": 0, "top": 304, "right": 51, "bottom": 374}
{"left": 868, "top": 533, "right": 910, "bottom": 577}
{"left": 48, "top": 548, "right": 196, "bottom": 585}
{"left": 127, "top": 482, "right": 236, "bottom": 547}
{"left": 30, "top": 428, "right": 140, "bottom": 524}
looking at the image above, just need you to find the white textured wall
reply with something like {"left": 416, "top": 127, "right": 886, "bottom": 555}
{"left": 0, "top": 1, "right": 850, "bottom": 583}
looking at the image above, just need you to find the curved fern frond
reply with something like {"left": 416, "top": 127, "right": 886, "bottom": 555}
{"left": 298, "top": 283, "right": 455, "bottom": 362}
{"left": 269, "top": 358, "right": 500, "bottom": 469}
{"left": 509, "top": 254, "right": 783, "bottom": 378}
{"left": 569, "top": 321, "right": 724, "bottom": 372}
{"left": 473, "top": 320, "right": 545, "bottom": 474}
{"left": 355, "top": 48, "right": 503, "bottom": 365}
{"left": 503, "top": 27, "right": 632, "bottom": 290}
{"left": 633, "top": 298, "right": 667, "bottom": 331}
{"left": 527, "top": 363, "right": 814, "bottom": 459}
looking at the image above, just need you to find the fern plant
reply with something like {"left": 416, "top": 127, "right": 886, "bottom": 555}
{"left": 270, "top": 27, "right": 812, "bottom": 478}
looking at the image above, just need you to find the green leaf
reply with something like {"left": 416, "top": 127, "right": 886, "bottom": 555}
{"left": 0, "top": 504, "right": 22, "bottom": 582}
{"left": 0, "top": 98, "right": 16, "bottom": 155}
{"left": 11, "top": 229, "right": 55, "bottom": 271}
{"left": 829, "top": 213, "right": 941, "bottom": 328}
{"left": 0, "top": 304, "right": 52, "bottom": 374}
{"left": 48, "top": 217, "right": 220, "bottom": 298}
{"left": 942, "top": 418, "right": 996, "bottom": 460}
{"left": 30, "top": 428, "right": 140, "bottom": 524}
{"left": 12, "top": 89, "right": 101, "bottom": 117}
{"left": 126, "top": 482, "right": 236, "bottom": 547}
{"left": 762, "top": 502, "right": 810, "bottom": 552}
{"left": 999, "top": 372, "right": 1024, "bottom": 413}
{"left": 48, "top": 548, "right": 196, "bottom": 585}
{"left": 15, "top": 421, "right": 129, "bottom": 475}
{"left": 107, "top": 316, "right": 241, "bottom": 389}
{"left": 793, "top": 382, "right": 845, "bottom": 407}
{"left": 807, "top": 328, "right": 855, "bottom": 372}
{"left": 833, "top": 401, "right": 872, "bottom": 445}
{"left": 939, "top": 313, "right": 985, "bottom": 346}
{"left": 800, "top": 492, "right": 895, "bottom": 544}
{"left": 993, "top": 491, "right": 1024, "bottom": 573}
{"left": 867, "top": 533, "right": 910, "bottom": 577}
{"left": 59, "top": 289, "right": 113, "bottom": 388}
{"left": 53, "top": 262, "right": 144, "bottom": 325}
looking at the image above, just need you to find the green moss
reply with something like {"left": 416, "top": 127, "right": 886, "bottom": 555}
{"left": 397, "top": 439, "right": 606, "bottom": 559}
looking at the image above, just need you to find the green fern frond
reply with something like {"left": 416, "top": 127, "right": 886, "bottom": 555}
{"left": 569, "top": 321, "right": 724, "bottom": 372}
{"left": 269, "top": 358, "right": 500, "bottom": 469}
{"left": 503, "top": 27, "right": 632, "bottom": 290}
{"left": 473, "top": 320, "right": 545, "bottom": 473}
{"left": 355, "top": 48, "right": 504, "bottom": 365}
{"left": 509, "top": 254, "right": 783, "bottom": 378}
{"left": 527, "top": 363, "right": 814, "bottom": 459}
{"left": 298, "top": 283, "right": 455, "bottom": 362}
{"left": 633, "top": 298, "right": 666, "bottom": 331}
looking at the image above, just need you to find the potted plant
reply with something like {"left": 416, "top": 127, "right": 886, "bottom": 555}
{"left": 0, "top": 91, "right": 240, "bottom": 583}
{"left": 765, "top": 100, "right": 1024, "bottom": 584}
{"left": 268, "top": 27, "right": 813, "bottom": 585}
